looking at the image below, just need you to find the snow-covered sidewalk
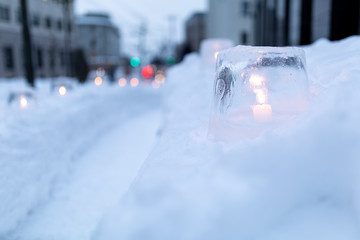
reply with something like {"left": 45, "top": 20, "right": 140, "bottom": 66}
{"left": 93, "top": 37, "right": 360, "bottom": 240}
{"left": 10, "top": 109, "right": 162, "bottom": 240}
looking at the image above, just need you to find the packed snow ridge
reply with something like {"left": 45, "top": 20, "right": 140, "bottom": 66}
{"left": 1, "top": 36, "right": 360, "bottom": 240}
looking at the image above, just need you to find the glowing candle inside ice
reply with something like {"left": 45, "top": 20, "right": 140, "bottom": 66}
{"left": 250, "top": 75, "right": 272, "bottom": 122}
{"left": 252, "top": 104, "right": 272, "bottom": 122}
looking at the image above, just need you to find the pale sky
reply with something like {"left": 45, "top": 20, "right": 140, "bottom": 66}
{"left": 75, "top": 0, "right": 207, "bottom": 57}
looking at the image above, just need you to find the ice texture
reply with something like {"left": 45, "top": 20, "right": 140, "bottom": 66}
{"left": 209, "top": 46, "right": 310, "bottom": 142}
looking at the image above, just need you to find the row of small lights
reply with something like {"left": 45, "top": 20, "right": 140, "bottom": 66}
{"left": 14, "top": 43, "right": 223, "bottom": 111}
{"left": 17, "top": 85, "right": 67, "bottom": 109}
{"left": 94, "top": 66, "right": 166, "bottom": 89}
{"left": 15, "top": 70, "right": 165, "bottom": 110}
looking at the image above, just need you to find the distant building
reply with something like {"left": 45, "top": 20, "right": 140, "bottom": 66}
{"left": 76, "top": 12, "right": 121, "bottom": 71}
{"left": 207, "top": 0, "right": 255, "bottom": 45}
{"left": 0, "top": 0, "right": 76, "bottom": 78}
{"left": 185, "top": 12, "right": 207, "bottom": 52}
{"left": 206, "top": 0, "right": 359, "bottom": 47}
{"left": 255, "top": 0, "right": 360, "bottom": 46}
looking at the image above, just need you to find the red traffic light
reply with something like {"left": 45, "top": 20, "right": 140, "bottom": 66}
{"left": 141, "top": 65, "right": 154, "bottom": 79}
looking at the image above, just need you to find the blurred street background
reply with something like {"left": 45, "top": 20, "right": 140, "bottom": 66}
{"left": 0, "top": 0, "right": 359, "bottom": 84}
{"left": 1, "top": 1, "right": 360, "bottom": 240}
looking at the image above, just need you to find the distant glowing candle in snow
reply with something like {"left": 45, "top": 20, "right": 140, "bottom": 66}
{"left": 58, "top": 86, "right": 67, "bottom": 96}
{"left": 250, "top": 75, "right": 272, "bottom": 122}
{"left": 118, "top": 78, "right": 127, "bottom": 87}
{"left": 130, "top": 78, "right": 139, "bottom": 87}
{"left": 19, "top": 96, "right": 28, "bottom": 109}
{"left": 94, "top": 77, "right": 103, "bottom": 86}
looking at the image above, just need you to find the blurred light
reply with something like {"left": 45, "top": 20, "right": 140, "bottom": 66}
{"left": 130, "top": 78, "right": 139, "bottom": 87}
{"left": 19, "top": 96, "right": 28, "bottom": 109}
{"left": 130, "top": 57, "right": 141, "bottom": 67}
{"left": 96, "top": 67, "right": 105, "bottom": 77}
{"left": 214, "top": 51, "right": 219, "bottom": 60}
{"left": 155, "top": 71, "right": 166, "bottom": 84}
{"left": 94, "top": 77, "right": 103, "bottom": 86}
{"left": 166, "top": 56, "right": 176, "bottom": 66}
{"left": 254, "top": 89, "right": 268, "bottom": 104}
{"left": 118, "top": 78, "right": 127, "bottom": 87}
{"left": 249, "top": 75, "right": 264, "bottom": 87}
{"left": 152, "top": 80, "right": 160, "bottom": 89}
{"left": 141, "top": 65, "right": 154, "bottom": 79}
{"left": 58, "top": 86, "right": 67, "bottom": 96}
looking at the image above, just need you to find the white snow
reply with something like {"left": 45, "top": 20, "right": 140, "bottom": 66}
{"left": 12, "top": 110, "right": 162, "bottom": 240}
{"left": 0, "top": 80, "right": 163, "bottom": 238}
{"left": 93, "top": 37, "right": 360, "bottom": 240}
{"left": 1, "top": 36, "right": 360, "bottom": 240}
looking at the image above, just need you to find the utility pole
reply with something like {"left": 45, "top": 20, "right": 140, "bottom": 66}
{"left": 300, "top": 0, "right": 312, "bottom": 45}
{"left": 63, "top": 0, "right": 72, "bottom": 76}
{"left": 138, "top": 22, "right": 147, "bottom": 64}
{"left": 167, "top": 15, "right": 176, "bottom": 56}
{"left": 273, "top": 0, "right": 278, "bottom": 46}
{"left": 284, "top": 0, "right": 290, "bottom": 46}
{"left": 20, "top": 0, "right": 35, "bottom": 87}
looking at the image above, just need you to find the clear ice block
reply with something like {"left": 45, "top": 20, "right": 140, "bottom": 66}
{"left": 209, "top": 45, "right": 309, "bottom": 143}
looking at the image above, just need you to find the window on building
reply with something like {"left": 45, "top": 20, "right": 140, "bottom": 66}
{"left": 37, "top": 48, "right": 43, "bottom": 68}
{"left": 67, "top": 22, "right": 72, "bottom": 33}
{"left": 45, "top": 17, "right": 52, "bottom": 29}
{"left": 3, "top": 47, "right": 14, "bottom": 70}
{"left": 0, "top": 5, "right": 10, "bottom": 22}
{"left": 59, "top": 51, "right": 65, "bottom": 67}
{"left": 21, "top": 48, "right": 26, "bottom": 69}
{"left": 241, "top": 31, "right": 248, "bottom": 45}
{"left": 49, "top": 49, "right": 55, "bottom": 69}
{"left": 241, "top": 1, "right": 250, "bottom": 17}
{"left": 32, "top": 14, "right": 40, "bottom": 27}
{"left": 16, "top": 9, "right": 22, "bottom": 23}
{"left": 57, "top": 20, "right": 62, "bottom": 31}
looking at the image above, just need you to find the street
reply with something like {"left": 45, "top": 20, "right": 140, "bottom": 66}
{"left": 11, "top": 109, "right": 162, "bottom": 240}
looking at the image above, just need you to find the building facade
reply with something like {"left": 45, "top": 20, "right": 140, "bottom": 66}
{"left": 185, "top": 12, "right": 207, "bottom": 52}
{"left": 206, "top": 0, "right": 359, "bottom": 47}
{"left": 0, "top": 0, "right": 76, "bottom": 78}
{"left": 255, "top": 0, "right": 360, "bottom": 46}
{"left": 207, "top": 0, "right": 255, "bottom": 45}
{"left": 76, "top": 12, "right": 120, "bottom": 71}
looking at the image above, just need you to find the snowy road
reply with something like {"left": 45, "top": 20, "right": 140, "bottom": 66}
{"left": 11, "top": 109, "right": 163, "bottom": 240}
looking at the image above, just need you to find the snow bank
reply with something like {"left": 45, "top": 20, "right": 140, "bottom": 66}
{"left": 0, "top": 80, "right": 162, "bottom": 237}
{"left": 93, "top": 36, "right": 360, "bottom": 240}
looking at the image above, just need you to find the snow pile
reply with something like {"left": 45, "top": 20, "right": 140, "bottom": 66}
{"left": 0, "top": 80, "right": 162, "bottom": 237}
{"left": 94, "top": 36, "right": 360, "bottom": 240}
{"left": 200, "top": 38, "right": 234, "bottom": 68}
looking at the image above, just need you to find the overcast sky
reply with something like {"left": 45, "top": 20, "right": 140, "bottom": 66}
{"left": 75, "top": 0, "right": 207, "bottom": 57}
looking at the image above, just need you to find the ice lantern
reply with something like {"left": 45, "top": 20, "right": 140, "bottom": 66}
{"left": 200, "top": 39, "right": 234, "bottom": 68}
{"left": 209, "top": 46, "right": 309, "bottom": 143}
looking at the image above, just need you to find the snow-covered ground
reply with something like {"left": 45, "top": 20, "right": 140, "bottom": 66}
{"left": 0, "top": 80, "right": 163, "bottom": 239}
{"left": 93, "top": 37, "right": 360, "bottom": 240}
{"left": 12, "top": 110, "right": 162, "bottom": 240}
{"left": 1, "top": 36, "right": 360, "bottom": 240}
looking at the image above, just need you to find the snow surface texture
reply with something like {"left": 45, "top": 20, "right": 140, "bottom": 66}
{"left": 94, "top": 37, "right": 360, "bottom": 240}
{"left": 0, "top": 80, "right": 163, "bottom": 238}
{"left": 11, "top": 109, "right": 162, "bottom": 240}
